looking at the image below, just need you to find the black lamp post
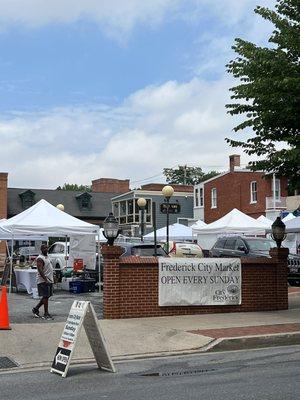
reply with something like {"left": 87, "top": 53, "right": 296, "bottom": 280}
{"left": 162, "top": 185, "right": 174, "bottom": 254}
{"left": 103, "top": 212, "right": 120, "bottom": 246}
{"left": 137, "top": 197, "right": 147, "bottom": 242}
{"left": 271, "top": 216, "right": 286, "bottom": 248}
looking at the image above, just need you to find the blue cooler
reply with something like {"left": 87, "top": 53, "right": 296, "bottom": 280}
{"left": 69, "top": 280, "right": 83, "bottom": 294}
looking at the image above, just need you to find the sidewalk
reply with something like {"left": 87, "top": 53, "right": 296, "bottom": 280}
{"left": 1, "top": 287, "right": 300, "bottom": 372}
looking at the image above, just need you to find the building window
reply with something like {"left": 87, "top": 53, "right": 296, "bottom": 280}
{"left": 211, "top": 188, "right": 217, "bottom": 208}
{"left": 19, "top": 190, "right": 35, "bottom": 209}
{"left": 272, "top": 178, "right": 281, "bottom": 200}
{"left": 250, "top": 181, "right": 257, "bottom": 203}
{"left": 75, "top": 192, "right": 92, "bottom": 210}
{"left": 114, "top": 198, "right": 152, "bottom": 225}
{"left": 199, "top": 188, "right": 204, "bottom": 207}
{"left": 195, "top": 188, "right": 199, "bottom": 207}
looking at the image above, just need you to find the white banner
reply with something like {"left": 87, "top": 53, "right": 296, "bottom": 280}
{"left": 68, "top": 235, "right": 96, "bottom": 270}
{"left": 159, "top": 257, "right": 241, "bottom": 306}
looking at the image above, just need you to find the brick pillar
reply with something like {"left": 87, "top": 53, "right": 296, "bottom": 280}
{"left": 269, "top": 247, "right": 289, "bottom": 310}
{"left": 102, "top": 244, "right": 123, "bottom": 319}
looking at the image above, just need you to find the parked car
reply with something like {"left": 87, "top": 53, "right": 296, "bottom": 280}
{"left": 209, "top": 236, "right": 273, "bottom": 258}
{"left": 209, "top": 235, "right": 300, "bottom": 286}
{"left": 164, "top": 241, "right": 203, "bottom": 258}
{"left": 120, "top": 243, "right": 168, "bottom": 257}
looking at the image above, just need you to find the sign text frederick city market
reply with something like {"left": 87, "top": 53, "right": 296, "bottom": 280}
{"left": 158, "top": 258, "right": 242, "bottom": 306}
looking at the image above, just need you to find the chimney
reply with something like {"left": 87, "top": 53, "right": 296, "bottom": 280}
{"left": 229, "top": 154, "right": 240, "bottom": 172}
{"left": 0, "top": 172, "right": 8, "bottom": 219}
{"left": 92, "top": 178, "right": 130, "bottom": 194}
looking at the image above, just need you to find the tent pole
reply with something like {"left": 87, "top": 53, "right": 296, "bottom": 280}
{"left": 9, "top": 234, "right": 14, "bottom": 294}
{"left": 65, "top": 235, "right": 68, "bottom": 269}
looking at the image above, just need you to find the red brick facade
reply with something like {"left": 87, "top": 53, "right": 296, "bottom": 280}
{"left": 204, "top": 171, "right": 288, "bottom": 223}
{"left": 92, "top": 178, "right": 130, "bottom": 193}
{"left": 141, "top": 183, "right": 193, "bottom": 193}
{"left": 102, "top": 245, "right": 288, "bottom": 319}
{"left": 0, "top": 173, "right": 8, "bottom": 256}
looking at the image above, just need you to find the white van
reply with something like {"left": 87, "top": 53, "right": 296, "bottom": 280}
{"left": 48, "top": 242, "right": 69, "bottom": 280}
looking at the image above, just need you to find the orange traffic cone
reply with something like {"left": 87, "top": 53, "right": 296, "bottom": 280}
{"left": 0, "top": 285, "right": 11, "bottom": 330}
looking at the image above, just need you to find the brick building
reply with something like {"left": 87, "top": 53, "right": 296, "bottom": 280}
{"left": 194, "top": 155, "right": 288, "bottom": 224}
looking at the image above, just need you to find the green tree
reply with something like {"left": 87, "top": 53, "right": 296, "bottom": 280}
{"left": 163, "top": 165, "right": 219, "bottom": 185}
{"left": 56, "top": 183, "right": 92, "bottom": 192}
{"left": 226, "top": 0, "right": 300, "bottom": 191}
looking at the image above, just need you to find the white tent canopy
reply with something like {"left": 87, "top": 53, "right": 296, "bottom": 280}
{"left": 0, "top": 218, "right": 48, "bottom": 241}
{"left": 257, "top": 215, "right": 273, "bottom": 228}
{"left": 282, "top": 213, "right": 296, "bottom": 223}
{"left": 145, "top": 223, "right": 195, "bottom": 241}
{"left": 285, "top": 216, "right": 300, "bottom": 233}
{"left": 193, "top": 208, "right": 267, "bottom": 250}
{"left": 2, "top": 199, "right": 99, "bottom": 236}
{"left": 190, "top": 220, "right": 207, "bottom": 229}
{"left": 193, "top": 208, "right": 267, "bottom": 235}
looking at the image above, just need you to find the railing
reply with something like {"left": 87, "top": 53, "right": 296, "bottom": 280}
{"left": 265, "top": 196, "right": 287, "bottom": 210}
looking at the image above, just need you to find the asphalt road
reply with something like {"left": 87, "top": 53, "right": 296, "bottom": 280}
{"left": 1, "top": 346, "right": 299, "bottom": 400}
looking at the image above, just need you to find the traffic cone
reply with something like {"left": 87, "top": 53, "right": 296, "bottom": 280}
{"left": 0, "top": 285, "right": 11, "bottom": 330}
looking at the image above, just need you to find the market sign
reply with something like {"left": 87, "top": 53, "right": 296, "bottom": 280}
{"left": 159, "top": 258, "right": 241, "bottom": 306}
{"left": 160, "top": 203, "right": 181, "bottom": 214}
{"left": 51, "top": 300, "right": 115, "bottom": 378}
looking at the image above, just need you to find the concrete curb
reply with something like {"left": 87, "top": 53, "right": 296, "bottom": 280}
{"left": 1, "top": 333, "right": 300, "bottom": 375}
{"left": 205, "top": 332, "right": 300, "bottom": 352}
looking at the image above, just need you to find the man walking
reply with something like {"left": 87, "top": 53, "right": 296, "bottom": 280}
{"left": 32, "top": 244, "right": 54, "bottom": 320}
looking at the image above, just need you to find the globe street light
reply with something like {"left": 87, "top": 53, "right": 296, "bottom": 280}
{"left": 162, "top": 185, "right": 174, "bottom": 254}
{"left": 137, "top": 197, "right": 147, "bottom": 242}
{"left": 271, "top": 216, "right": 286, "bottom": 248}
{"left": 103, "top": 212, "right": 120, "bottom": 246}
{"left": 56, "top": 204, "right": 65, "bottom": 211}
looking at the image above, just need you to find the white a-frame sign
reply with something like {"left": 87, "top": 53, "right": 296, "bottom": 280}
{"left": 51, "top": 300, "right": 115, "bottom": 378}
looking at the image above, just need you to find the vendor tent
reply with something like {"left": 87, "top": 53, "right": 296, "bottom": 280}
{"left": 282, "top": 213, "right": 296, "bottom": 223}
{"left": 190, "top": 220, "right": 207, "bottom": 229}
{"left": 193, "top": 208, "right": 267, "bottom": 250}
{"left": 2, "top": 199, "right": 100, "bottom": 293}
{"left": 144, "top": 223, "right": 195, "bottom": 241}
{"left": 1, "top": 199, "right": 99, "bottom": 236}
{"left": 193, "top": 208, "right": 267, "bottom": 235}
{"left": 0, "top": 218, "right": 47, "bottom": 241}
{"left": 285, "top": 216, "right": 300, "bottom": 233}
{"left": 257, "top": 215, "right": 273, "bottom": 228}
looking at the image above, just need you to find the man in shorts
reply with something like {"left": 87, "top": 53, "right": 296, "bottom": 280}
{"left": 32, "top": 244, "right": 54, "bottom": 320}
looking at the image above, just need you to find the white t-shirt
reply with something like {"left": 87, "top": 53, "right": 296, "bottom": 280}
{"left": 36, "top": 254, "right": 54, "bottom": 284}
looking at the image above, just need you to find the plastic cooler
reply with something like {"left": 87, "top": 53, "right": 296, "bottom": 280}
{"left": 69, "top": 280, "right": 84, "bottom": 294}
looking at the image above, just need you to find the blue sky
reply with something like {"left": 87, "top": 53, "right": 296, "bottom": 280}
{"left": 0, "top": 0, "right": 276, "bottom": 188}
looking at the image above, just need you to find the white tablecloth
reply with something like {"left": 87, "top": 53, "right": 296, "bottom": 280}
{"left": 14, "top": 269, "right": 37, "bottom": 294}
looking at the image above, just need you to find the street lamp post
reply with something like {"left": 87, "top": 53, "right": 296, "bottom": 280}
{"left": 162, "top": 185, "right": 174, "bottom": 254}
{"left": 137, "top": 197, "right": 147, "bottom": 242}
{"left": 271, "top": 217, "right": 286, "bottom": 248}
{"left": 103, "top": 212, "right": 120, "bottom": 246}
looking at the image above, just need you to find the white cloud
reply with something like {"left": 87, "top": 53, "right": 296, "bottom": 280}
{"left": 0, "top": 0, "right": 180, "bottom": 42}
{"left": 0, "top": 76, "right": 253, "bottom": 189}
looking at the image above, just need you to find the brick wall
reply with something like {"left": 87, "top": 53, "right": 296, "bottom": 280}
{"left": 204, "top": 172, "right": 288, "bottom": 223}
{"left": 102, "top": 246, "right": 288, "bottom": 319}
{"left": 92, "top": 178, "right": 130, "bottom": 193}
{"left": 141, "top": 183, "right": 193, "bottom": 193}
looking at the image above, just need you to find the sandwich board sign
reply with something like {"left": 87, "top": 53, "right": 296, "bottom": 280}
{"left": 51, "top": 300, "right": 115, "bottom": 377}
